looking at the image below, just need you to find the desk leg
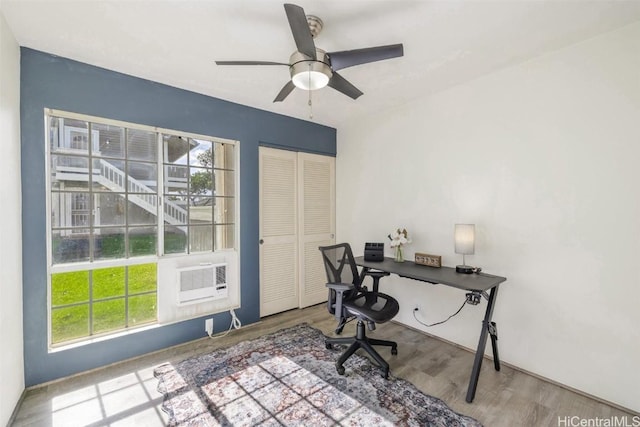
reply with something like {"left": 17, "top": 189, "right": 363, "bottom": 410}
{"left": 465, "top": 285, "right": 500, "bottom": 403}
{"left": 489, "top": 321, "right": 500, "bottom": 371}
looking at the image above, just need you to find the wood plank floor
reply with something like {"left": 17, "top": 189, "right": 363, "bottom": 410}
{"left": 10, "top": 304, "right": 638, "bottom": 426}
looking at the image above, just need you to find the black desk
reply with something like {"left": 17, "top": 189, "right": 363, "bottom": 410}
{"left": 355, "top": 256, "right": 507, "bottom": 403}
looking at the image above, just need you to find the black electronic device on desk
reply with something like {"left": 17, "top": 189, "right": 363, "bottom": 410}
{"left": 364, "top": 242, "right": 385, "bottom": 262}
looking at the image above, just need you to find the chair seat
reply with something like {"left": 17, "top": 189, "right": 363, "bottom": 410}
{"left": 344, "top": 291, "right": 399, "bottom": 324}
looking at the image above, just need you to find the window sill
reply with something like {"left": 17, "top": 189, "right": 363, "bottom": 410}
{"left": 49, "top": 322, "right": 161, "bottom": 353}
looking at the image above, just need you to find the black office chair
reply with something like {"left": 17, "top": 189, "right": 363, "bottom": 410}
{"left": 319, "top": 243, "right": 400, "bottom": 378}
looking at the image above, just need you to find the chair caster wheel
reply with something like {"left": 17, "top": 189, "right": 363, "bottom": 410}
{"left": 391, "top": 347, "right": 398, "bottom": 355}
{"left": 382, "top": 370, "right": 389, "bottom": 379}
{"left": 336, "top": 365, "right": 345, "bottom": 375}
{"left": 325, "top": 342, "right": 333, "bottom": 350}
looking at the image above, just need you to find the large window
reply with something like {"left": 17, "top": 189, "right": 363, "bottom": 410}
{"left": 47, "top": 110, "right": 237, "bottom": 346}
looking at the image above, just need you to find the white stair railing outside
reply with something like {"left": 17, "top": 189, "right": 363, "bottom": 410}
{"left": 55, "top": 159, "right": 189, "bottom": 227}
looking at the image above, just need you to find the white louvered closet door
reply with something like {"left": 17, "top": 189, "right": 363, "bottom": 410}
{"left": 298, "top": 153, "right": 335, "bottom": 308}
{"left": 259, "top": 147, "right": 298, "bottom": 317}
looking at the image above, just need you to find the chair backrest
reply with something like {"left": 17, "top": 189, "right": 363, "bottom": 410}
{"left": 318, "top": 243, "right": 361, "bottom": 315}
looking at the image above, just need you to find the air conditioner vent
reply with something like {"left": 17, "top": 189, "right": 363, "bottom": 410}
{"left": 216, "top": 265, "right": 226, "bottom": 286}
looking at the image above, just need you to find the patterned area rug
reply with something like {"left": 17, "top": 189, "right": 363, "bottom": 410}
{"left": 154, "top": 323, "right": 482, "bottom": 426}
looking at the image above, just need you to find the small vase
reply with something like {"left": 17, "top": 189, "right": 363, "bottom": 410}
{"left": 394, "top": 245, "right": 404, "bottom": 263}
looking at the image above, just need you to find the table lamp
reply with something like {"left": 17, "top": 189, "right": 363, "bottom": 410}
{"left": 455, "top": 224, "right": 475, "bottom": 274}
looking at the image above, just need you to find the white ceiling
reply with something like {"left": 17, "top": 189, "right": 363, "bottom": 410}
{"left": 3, "top": 0, "right": 640, "bottom": 128}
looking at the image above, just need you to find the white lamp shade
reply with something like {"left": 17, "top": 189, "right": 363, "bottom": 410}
{"left": 454, "top": 224, "right": 475, "bottom": 255}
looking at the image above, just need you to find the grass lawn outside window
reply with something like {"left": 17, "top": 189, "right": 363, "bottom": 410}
{"left": 51, "top": 263, "right": 157, "bottom": 345}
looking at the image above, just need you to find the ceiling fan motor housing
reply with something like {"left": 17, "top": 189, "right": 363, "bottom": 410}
{"left": 289, "top": 49, "right": 333, "bottom": 90}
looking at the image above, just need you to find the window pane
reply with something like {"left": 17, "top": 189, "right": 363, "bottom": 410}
{"left": 190, "top": 167, "right": 213, "bottom": 197}
{"left": 190, "top": 225, "right": 213, "bottom": 252}
{"left": 165, "top": 165, "right": 188, "bottom": 194}
{"left": 127, "top": 129, "right": 157, "bottom": 161}
{"left": 213, "top": 142, "right": 234, "bottom": 170}
{"left": 51, "top": 305, "right": 89, "bottom": 344}
{"left": 51, "top": 192, "right": 91, "bottom": 229}
{"left": 51, "top": 271, "right": 89, "bottom": 306}
{"left": 129, "top": 263, "right": 157, "bottom": 294}
{"left": 214, "top": 197, "right": 234, "bottom": 225}
{"left": 128, "top": 226, "right": 157, "bottom": 257}
{"left": 93, "top": 299, "right": 126, "bottom": 334}
{"left": 214, "top": 169, "right": 234, "bottom": 196}
{"left": 51, "top": 118, "right": 92, "bottom": 155}
{"left": 94, "top": 228, "right": 125, "bottom": 260}
{"left": 164, "top": 195, "right": 188, "bottom": 224}
{"left": 69, "top": 126, "right": 91, "bottom": 152}
{"left": 50, "top": 155, "right": 89, "bottom": 190}
{"left": 93, "top": 267, "right": 125, "bottom": 299}
{"left": 163, "top": 134, "right": 189, "bottom": 164}
{"left": 52, "top": 230, "right": 91, "bottom": 264}
{"left": 127, "top": 198, "right": 158, "bottom": 226}
{"left": 189, "top": 139, "right": 212, "bottom": 167}
{"left": 92, "top": 123, "right": 125, "bottom": 159}
{"left": 95, "top": 193, "right": 126, "bottom": 226}
{"left": 164, "top": 226, "right": 187, "bottom": 254}
{"left": 215, "top": 224, "right": 235, "bottom": 250}
{"left": 129, "top": 294, "right": 157, "bottom": 326}
{"left": 127, "top": 161, "right": 157, "bottom": 189}
{"left": 92, "top": 159, "right": 126, "bottom": 192}
{"left": 190, "top": 197, "right": 213, "bottom": 224}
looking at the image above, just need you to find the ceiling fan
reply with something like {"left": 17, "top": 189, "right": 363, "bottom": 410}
{"left": 215, "top": 3, "right": 404, "bottom": 103}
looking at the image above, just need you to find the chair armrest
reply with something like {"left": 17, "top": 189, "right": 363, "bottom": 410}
{"left": 363, "top": 270, "right": 390, "bottom": 293}
{"left": 326, "top": 283, "right": 354, "bottom": 292}
{"left": 326, "top": 282, "right": 355, "bottom": 320}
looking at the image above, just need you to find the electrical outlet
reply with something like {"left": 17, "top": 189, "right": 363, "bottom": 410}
{"left": 205, "top": 318, "right": 213, "bottom": 336}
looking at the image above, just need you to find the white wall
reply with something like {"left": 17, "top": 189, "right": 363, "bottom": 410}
{"left": 337, "top": 21, "right": 640, "bottom": 412}
{"left": 0, "top": 8, "right": 24, "bottom": 426}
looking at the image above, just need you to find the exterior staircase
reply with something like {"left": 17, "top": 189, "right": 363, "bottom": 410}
{"left": 55, "top": 158, "right": 188, "bottom": 228}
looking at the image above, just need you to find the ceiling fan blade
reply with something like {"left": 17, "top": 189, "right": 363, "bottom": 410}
{"left": 273, "top": 80, "right": 296, "bottom": 102}
{"left": 327, "top": 72, "right": 363, "bottom": 100}
{"left": 215, "top": 61, "right": 289, "bottom": 66}
{"left": 327, "top": 43, "right": 404, "bottom": 71}
{"left": 284, "top": 3, "right": 316, "bottom": 60}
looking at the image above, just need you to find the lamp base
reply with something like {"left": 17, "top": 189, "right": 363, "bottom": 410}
{"left": 456, "top": 265, "right": 474, "bottom": 274}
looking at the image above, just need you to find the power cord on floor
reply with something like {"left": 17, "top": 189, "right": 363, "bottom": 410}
{"left": 412, "top": 299, "right": 468, "bottom": 327}
{"left": 207, "top": 309, "right": 242, "bottom": 339}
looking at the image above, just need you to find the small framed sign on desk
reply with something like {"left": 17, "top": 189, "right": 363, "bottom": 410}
{"left": 415, "top": 252, "right": 442, "bottom": 268}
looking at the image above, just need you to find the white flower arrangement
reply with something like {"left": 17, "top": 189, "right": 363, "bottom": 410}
{"left": 388, "top": 228, "right": 411, "bottom": 248}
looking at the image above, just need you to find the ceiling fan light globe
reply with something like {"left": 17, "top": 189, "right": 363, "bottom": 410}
{"left": 292, "top": 70, "right": 330, "bottom": 90}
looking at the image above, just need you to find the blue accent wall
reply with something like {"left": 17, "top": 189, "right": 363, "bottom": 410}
{"left": 20, "top": 48, "right": 336, "bottom": 386}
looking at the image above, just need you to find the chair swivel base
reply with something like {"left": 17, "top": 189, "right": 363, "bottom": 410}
{"left": 325, "top": 320, "right": 398, "bottom": 379}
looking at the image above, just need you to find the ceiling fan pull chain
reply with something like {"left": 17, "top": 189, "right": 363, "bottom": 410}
{"left": 308, "top": 64, "right": 313, "bottom": 119}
